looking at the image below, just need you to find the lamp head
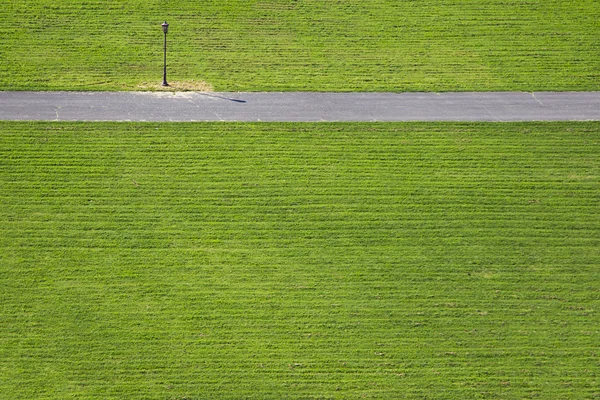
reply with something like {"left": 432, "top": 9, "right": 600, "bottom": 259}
{"left": 162, "top": 21, "right": 169, "bottom": 34}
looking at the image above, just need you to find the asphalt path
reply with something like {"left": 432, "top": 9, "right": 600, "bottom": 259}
{"left": 0, "top": 91, "right": 598, "bottom": 122}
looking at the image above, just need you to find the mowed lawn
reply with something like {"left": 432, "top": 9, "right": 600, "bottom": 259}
{"left": 0, "top": 122, "right": 598, "bottom": 399}
{"left": 1, "top": 0, "right": 598, "bottom": 92}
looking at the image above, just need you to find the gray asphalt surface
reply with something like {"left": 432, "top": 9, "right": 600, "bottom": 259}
{"left": 0, "top": 91, "right": 598, "bottom": 122}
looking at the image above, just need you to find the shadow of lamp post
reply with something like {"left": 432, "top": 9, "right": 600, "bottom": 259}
{"left": 162, "top": 21, "right": 169, "bottom": 86}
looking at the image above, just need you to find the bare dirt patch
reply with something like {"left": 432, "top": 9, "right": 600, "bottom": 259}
{"left": 137, "top": 80, "right": 213, "bottom": 92}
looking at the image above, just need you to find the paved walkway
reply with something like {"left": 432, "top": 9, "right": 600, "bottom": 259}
{"left": 1, "top": 91, "right": 598, "bottom": 122}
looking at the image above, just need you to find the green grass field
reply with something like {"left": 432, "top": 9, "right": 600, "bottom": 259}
{"left": 2, "top": 1, "right": 598, "bottom": 398}
{"left": 1, "top": 0, "right": 599, "bottom": 91}
{"left": 1, "top": 122, "right": 598, "bottom": 399}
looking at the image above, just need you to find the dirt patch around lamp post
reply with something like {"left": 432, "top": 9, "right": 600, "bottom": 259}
{"left": 137, "top": 80, "right": 213, "bottom": 92}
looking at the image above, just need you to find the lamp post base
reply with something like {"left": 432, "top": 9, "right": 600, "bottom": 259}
{"left": 162, "top": 81, "right": 169, "bottom": 87}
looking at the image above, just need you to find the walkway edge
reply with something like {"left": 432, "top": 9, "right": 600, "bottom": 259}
{"left": 1, "top": 91, "right": 599, "bottom": 122}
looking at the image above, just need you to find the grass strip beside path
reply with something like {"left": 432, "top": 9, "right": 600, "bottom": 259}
{"left": 0, "top": 122, "right": 598, "bottom": 399}
{"left": 1, "top": 1, "right": 598, "bottom": 92}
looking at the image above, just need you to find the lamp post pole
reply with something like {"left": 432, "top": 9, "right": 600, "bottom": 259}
{"left": 162, "top": 21, "right": 169, "bottom": 86}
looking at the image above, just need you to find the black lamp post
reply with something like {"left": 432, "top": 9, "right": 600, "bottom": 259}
{"left": 161, "top": 21, "right": 169, "bottom": 86}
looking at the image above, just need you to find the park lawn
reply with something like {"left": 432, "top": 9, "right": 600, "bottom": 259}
{"left": 0, "top": 121, "right": 598, "bottom": 399}
{"left": 1, "top": 0, "right": 598, "bottom": 92}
